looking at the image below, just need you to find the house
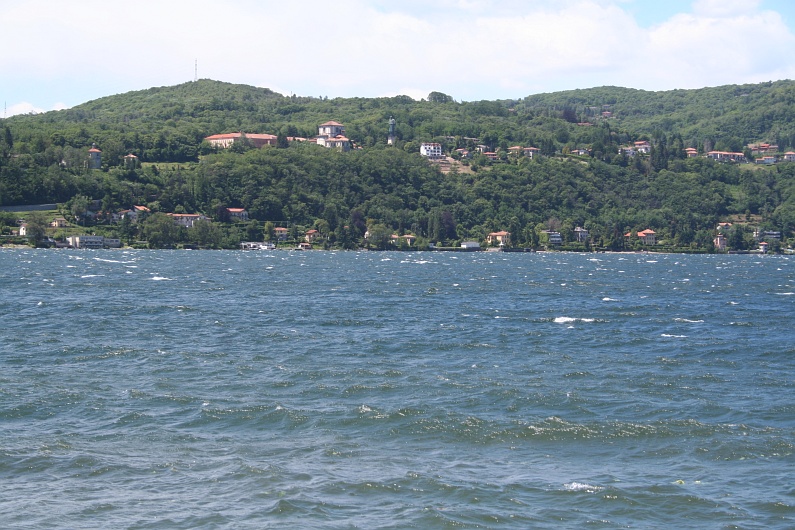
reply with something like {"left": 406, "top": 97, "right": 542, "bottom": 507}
{"left": 714, "top": 233, "right": 727, "bottom": 251}
{"left": 67, "top": 235, "right": 104, "bottom": 249}
{"left": 455, "top": 148, "right": 471, "bottom": 159}
{"left": 543, "top": 231, "right": 562, "bottom": 245}
{"left": 707, "top": 151, "right": 746, "bottom": 162}
{"left": 625, "top": 229, "right": 657, "bottom": 245}
{"left": 634, "top": 141, "right": 651, "bottom": 154}
{"left": 204, "top": 132, "right": 278, "bottom": 149}
{"left": 717, "top": 222, "right": 733, "bottom": 231}
{"left": 123, "top": 153, "right": 139, "bottom": 169}
{"left": 297, "top": 242, "right": 313, "bottom": 250}
{"left": 783, "top": 152, "right": 795, "bottom": 162}
{"left": 305, "top": 229, "right": 319, "bottom": 243}
{"left": 754, "top": 229, "right": 781, "bottom": 241}
{"left": 390, "top": 234, "right": 416, "bottom": 246}
{"left": 316, "top": 121, "right": 351, "bottom": 151}
{"left": 486, "top": 231, "right": 511, "bottom": 246}
{"left": 274, "top": 227, "right": 289, "bottom": 240}
{"left": 574, "top": 226, "right": 589, "bottom": 243}
{"left": 638, "top": 229, "right": 656, "bottom": 245}
{"left": 122, "top": 205, "right": 150, "bottom": 223}
{"left": 755, "top": 156, "right": 777, "bottom": 165}
{"left": 318, "top": 121, "right": 345, "bottom": 137}
{"left": 523, "top": 147, "right": 540, "bottom": 158}
{"left": 318, "top": 135, "right": 351, "bottom": 150}
{"left": 759, "top": 241, "right": 769, "bottom": 253}
{"left": 50, "top": 217, "right": 68, "bottom": 228}
{"left": 167, "top": 213, "right": 206, "bottom": 228}
{"left": 420, "top": 142, "right": 443, "bottom": 159}
{"left": 461, "top": 241, "right": 481, "bottom": 250}
{"left": 226, "top": 208, "right": 249, "bottom": 222}
{"left": 685, "top": 147, "right": 699, "bottom": 158}
{"left": 483, "top": 152, "right": 499, "bottom": 161}
{"left": 19, "top": 223, "right": 27, "bottom": 236}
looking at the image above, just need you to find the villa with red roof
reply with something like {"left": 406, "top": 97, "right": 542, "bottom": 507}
{"left": 625, "top": 229, "right": 656, "bottom": 245}
{"left": 225, "top": 208, "right": 249, "bottom": 221}
{"left": 486, "top": 231, "right": 511, "bottom": 246}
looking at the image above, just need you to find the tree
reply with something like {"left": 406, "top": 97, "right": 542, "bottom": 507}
{"left": 142, "top": 212, "right": 182, "bottom": 248}
{"left": 427, "top": 91, "right": 453, "bottom": 104}
{"left": 25, "top": 211, "right": 49, "bottom": 246}
{"left": 190, "top": 219, "right": 222, "bottom": 248}
{"left": 365, "top": 223, "right": 391, "bottom": 250}
{"left": 70, "top": 195, "right": 91, "bottom": 226}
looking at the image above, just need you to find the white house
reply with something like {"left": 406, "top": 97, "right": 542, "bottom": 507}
{"left": 168, "top": 213, "right": 206, "bottom": 228}
{"left": 204, "top": 133, "right": 277, "bottom": 149}
{"left": 316, "top": 121, "right": 351, "bottom": 151}
{"left": 66, "top": 235, "right": 106, "bottom": 249}
{"left": 420, "top": 142, "right": 443, "bottom": 159}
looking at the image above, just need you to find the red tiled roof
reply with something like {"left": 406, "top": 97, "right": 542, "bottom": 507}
{"left": 320, "top": 121, "right": 343, "bottom": 126}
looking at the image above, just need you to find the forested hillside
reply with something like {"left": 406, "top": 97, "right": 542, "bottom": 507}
{"left": 2, "top": 79, "right": 795, "bottom": 250}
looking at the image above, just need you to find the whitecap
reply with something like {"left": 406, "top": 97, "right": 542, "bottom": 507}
{"left": 81, "top": 274, "right": 104, "bottom": 278}
{"left": 602, "top": 297, "right": 618, "bottom": 302}
{"left": 674, "top": 318, "right": 704, "bottom": 323}
{"left": 554, "top": 317, "right": 595, "bottom": 324}
{"left": 150, "top": 276, "right": 173, "bottom": 281}
{"left": 564, "top": 482, "right": 603, "bottom": 493}
{"left": 775, "top": 292, "right": 795, "bottom": 296}
{"left": 662, "top": 334, "right": 688, "bottom": 338}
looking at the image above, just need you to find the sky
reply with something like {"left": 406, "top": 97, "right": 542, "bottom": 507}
{"left": 2, "top": 0, "right": 795, "bottom": 117}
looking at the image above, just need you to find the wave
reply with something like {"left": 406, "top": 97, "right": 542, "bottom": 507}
{"left": 674, "top": 318, "right": 704, "bottom": 323}
{"left": 554, "top": 317, "right": 596, "bottom": 324}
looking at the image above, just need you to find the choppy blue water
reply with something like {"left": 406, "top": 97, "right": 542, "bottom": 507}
{"left": 1, "top": 249, "right": 794, "bottom": 528}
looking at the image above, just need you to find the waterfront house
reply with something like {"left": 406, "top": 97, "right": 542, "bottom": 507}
{"left": 714, "top": 233, "right": 727, "bottom": 251}
{"left": 274, "top": 227, "right": 289, "bottom": 240}
{"left": 574, "top": 226, "right": 589, "bottom": 243}
{"left": 625, "top": 229, "right": 657, "bottom": 245}
{"left": 543, "top": 231, "right": 563, "bottom": 245}
{"left": 305, "top": 229, "right": 319, "bottom": 243}
{"left": 486, "top": 231, "right": 511, "bottom": 246}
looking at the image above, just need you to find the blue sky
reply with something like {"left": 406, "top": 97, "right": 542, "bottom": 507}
{"left": 2, "top": 0, "right": 795, "bottom": 117}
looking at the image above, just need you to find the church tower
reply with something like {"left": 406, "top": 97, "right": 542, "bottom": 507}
{"left": 88, "top": 143, "right": 102, "bottom": 169}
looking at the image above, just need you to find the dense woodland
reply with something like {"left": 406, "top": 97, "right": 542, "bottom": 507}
{"left": 2, "top": 79, "right": 795, "bottom": 250}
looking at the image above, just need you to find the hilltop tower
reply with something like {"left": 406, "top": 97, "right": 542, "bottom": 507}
{"left": 88, "top": 143, "right": 102, "bottom": 169}
{"left": 387, "top": 116, "right": 396, "bottom": 146}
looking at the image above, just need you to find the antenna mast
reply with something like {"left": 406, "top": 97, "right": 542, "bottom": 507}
{"left": 194, "top": 59, "right": 198, "bottom": 82}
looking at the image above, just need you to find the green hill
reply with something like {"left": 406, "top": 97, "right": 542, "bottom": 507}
{"left": 1, "top": 79, "right": 795, "bottom": 250}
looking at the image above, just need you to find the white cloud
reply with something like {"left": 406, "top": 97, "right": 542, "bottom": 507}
{"left": 6, "top": 102, "right": 45, "bottom": 117}
{"left": 1, "top": 0, "right": 795, "bottom": 109}
{"left": 692, "top": 0, "right": 762, "bottom": 17}
{"left": 4, "top": 101, "right": 70, "bottom": 118}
